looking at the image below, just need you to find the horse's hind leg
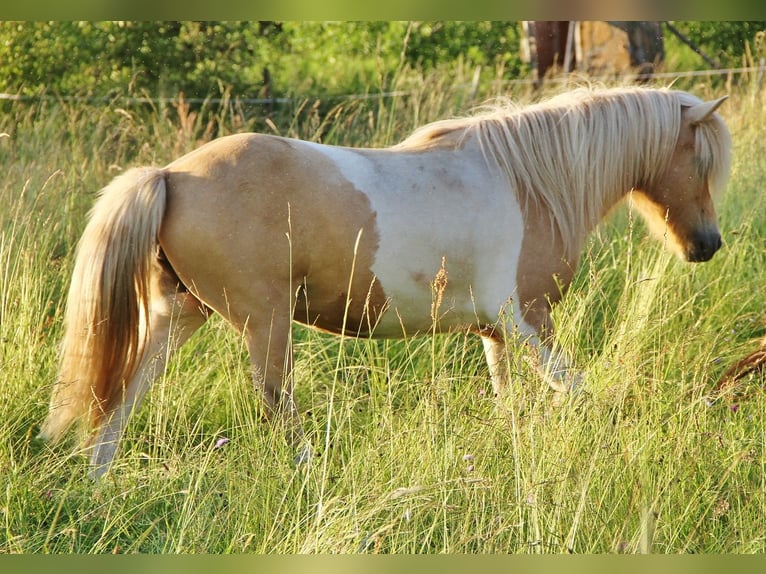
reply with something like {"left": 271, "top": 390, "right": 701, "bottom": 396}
{"left": 241, "top": 311, "right": 308, "bottom": 462}
{"left": 89, "top": 258, "right": 208, "bottom": 478}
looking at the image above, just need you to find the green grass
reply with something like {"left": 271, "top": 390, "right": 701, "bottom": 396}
{"left": 1, "top": 72, "right": 766, "bottom": 554}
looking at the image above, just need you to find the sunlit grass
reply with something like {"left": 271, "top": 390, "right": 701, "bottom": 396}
{"left": 1, "top": 71, "right": 765, "bottom": 553}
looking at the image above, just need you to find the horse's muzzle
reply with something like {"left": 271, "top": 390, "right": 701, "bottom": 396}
{"left": 686, "top": 230, "right": 722, "bottom": 262}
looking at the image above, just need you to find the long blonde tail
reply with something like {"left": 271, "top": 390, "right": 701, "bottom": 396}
{"left": 39, "top": 167, "right": 168, "bottom": 442}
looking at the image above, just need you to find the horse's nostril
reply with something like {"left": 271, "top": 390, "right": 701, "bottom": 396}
{"left": 690, "top": 232, "right": 722, "bottom": 262}
{"left": 707, "top": 233, "right": 723, "bottom": 255}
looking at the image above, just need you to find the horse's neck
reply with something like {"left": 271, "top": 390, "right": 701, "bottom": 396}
{"left": 588, "top": 135, "right": 650, "bottom": 222}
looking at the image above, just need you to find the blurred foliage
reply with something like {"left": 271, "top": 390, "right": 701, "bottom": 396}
{"left": 2, "top": 21, "right": 765, "bottom": 105}
{"left": 0, "top": 21, "right": 524, "bottom": 100}
{"left": 668, "top": 21, "right": 766, "bottom": 67}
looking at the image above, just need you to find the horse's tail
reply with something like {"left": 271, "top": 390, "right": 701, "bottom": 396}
{"left": 39, "top": 167, "right": 168, "bottom": 442}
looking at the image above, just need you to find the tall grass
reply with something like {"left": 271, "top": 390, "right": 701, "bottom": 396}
{"left": 1, "top": 71, "right": 765, "bottom": 553}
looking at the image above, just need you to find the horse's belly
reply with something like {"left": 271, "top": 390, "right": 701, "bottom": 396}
{"left": 292, "top": 269, "right": 496, "bottom": 339}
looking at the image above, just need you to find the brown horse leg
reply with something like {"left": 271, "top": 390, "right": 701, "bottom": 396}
{"left": 89, "top": 261, "right": 208, "bottom": 478}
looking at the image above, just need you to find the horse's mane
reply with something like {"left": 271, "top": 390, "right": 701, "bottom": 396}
{"left": 396, "top": 86, "right": 731, "bottom": 259}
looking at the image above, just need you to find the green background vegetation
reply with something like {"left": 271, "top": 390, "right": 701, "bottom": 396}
{"left": 1, "top": 21, "right": 766, "bottom": 553}
{"left": 2, "top": 21, "right": 766, "bottom": 101}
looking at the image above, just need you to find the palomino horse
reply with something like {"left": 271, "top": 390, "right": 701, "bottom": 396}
{"left": 40, "top": 86, "right": 732, "bottom": 477}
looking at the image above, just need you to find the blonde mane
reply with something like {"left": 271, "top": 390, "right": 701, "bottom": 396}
{"left": 397, "top": 86, "right": 732, "bottom": 259}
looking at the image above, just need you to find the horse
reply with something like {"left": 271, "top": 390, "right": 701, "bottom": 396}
{"left": 39, "top": 86, "right": 732, "bottom": 478}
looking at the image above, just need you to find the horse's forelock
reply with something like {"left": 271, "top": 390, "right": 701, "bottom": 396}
{"left": 673, "top": 91, "right": 732, "bottom": 202}
{"left": 693, "top": 109, "right": 732, "bottom": 203}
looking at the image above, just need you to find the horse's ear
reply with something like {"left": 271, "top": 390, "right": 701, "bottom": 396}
{"left": 686, "top": 95, "right": 728, "bottom": 125}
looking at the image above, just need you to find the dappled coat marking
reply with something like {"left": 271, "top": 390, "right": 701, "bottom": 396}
{"left": 39, "top": 86, "right": 732, "bottom": 477}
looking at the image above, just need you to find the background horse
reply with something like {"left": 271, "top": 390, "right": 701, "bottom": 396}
{"left": 39, "top": 86, "right": 732, "bottom": 477}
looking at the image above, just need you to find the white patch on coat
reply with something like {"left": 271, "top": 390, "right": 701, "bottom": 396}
{"left": 303, "top": 139, "right": 529, "bottom": 338}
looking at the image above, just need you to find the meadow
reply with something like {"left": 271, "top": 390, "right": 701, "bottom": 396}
{"left": 1, "top": 70, "right": 765, "bottom": 553}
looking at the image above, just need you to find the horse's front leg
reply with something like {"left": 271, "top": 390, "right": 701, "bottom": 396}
{"left": 480, "top": 334, "right": 511, "bottom": 398}
{"left": 480, "top": 314, "right": 580, "bottom": 401}
{"left": 531, "top": 335, "right": 580, "bottom": 394}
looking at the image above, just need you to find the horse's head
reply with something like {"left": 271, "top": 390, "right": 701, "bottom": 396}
{"left": 630, "top": 95, "right": 731, "bottom": 262}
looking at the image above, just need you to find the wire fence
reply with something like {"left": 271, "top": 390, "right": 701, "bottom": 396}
{"left": 1, "top": 64, "right": 764, "bottom": 107}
